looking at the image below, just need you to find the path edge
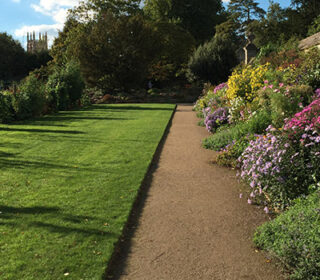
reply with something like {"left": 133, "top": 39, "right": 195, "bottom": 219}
{"left": 102, "top": 104, "right": 178, "bottom": 280}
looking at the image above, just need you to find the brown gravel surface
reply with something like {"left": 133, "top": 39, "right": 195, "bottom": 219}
{"left": 107, "top": 105, "right": 285, "bottom": 280}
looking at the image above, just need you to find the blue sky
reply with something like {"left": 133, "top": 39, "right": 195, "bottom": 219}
{"left": 0, "top": 0, "right": 291, "bottom": 48}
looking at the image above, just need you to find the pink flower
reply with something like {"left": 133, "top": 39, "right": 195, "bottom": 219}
{"left": 248, "top": 199, "right": 252, "bottom": 204}
{"left": 264, "top": 207, "right": 269, "bottom": 214}
{"left": 239, "top": 193, "right": 243, "bottom": 199}
{"left": 279, "top": 83, "right": 284, "bottom": 87}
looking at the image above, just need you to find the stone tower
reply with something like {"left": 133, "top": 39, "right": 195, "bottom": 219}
{"left": 27, "top": 31, "right": 48, "bottom": 53}
{"left": 243, "top": 32, "right": 258, "bottom": 64}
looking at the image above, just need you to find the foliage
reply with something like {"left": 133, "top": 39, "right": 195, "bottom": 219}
{"left": 260, "top": 48, "right": 302, "bottom": 69}
{"left": 187, "top": 36, "right": 238, "bottom": 84}
{"left": 0, "top": 91, "right": 14, "bottom": 123}
{"left": 203, "top": 109, "right": 271, "bottom": 150}
{"left": 72, "top": 12, "right": 159, "bottom": 91}
{"left": 251, "top": 2, "right": 289, "bottom": 48}
{"left": 308, "top": 15, "right": 320, "bottom": 36}
{"left": 13, "top": 74, "right": 46, "bottom": 120}
{"left": 148, "top": 21, "right": 195, "bottom": 84}
{"left": 227, "top": 0, "right": 265, "bottom": 31}
{"left": 257, "top": 83, "right": 313, "bottom": 128}
{"left": 254, "top": 191, "right": 320, "bottom": 280}
{"left": 226, "top": 64, "right": 269, "bottom": 102}
{"left": 216, "top": 134, "right": 255, "bottom": 167}
{"left": 46, "top": 61, "right": 85, "bottom": 110}
{"left": 144, "top": 0, "right": 225, "bottom": 44}
{"left": 0, "top": 32, "right": 26, "bottom": 81}
{"left": 0, "top": 103, "right": 175, "bottom": 279}
{"left": 297, "top": 48, "right": 320, "bottom": 90}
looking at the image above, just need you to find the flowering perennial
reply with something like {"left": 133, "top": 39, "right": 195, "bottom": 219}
{"left": 204, "top": 107, "right": 229, "bottom": 132}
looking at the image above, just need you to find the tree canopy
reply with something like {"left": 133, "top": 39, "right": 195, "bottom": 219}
{"left": 144, "top": 0, "right": 225, "bottom": 44}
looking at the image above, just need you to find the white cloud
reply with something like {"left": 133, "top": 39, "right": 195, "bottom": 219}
{"left": 11, "top": 0, "right": 21, "bottom": 3}
{"left": 222, "top": 0, "right": 230, "bottom": 3}
{"left": 31, "top": 0, "right": 79, "bottom": 24}
{"left": 15, "top": 0, "right": 80, "bottom": 49}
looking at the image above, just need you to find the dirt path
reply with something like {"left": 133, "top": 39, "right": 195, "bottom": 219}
{"left": 107, "top": 105, "right": 285, "bottom": 280}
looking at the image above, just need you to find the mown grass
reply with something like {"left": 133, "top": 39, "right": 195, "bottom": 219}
{"left": 0, "top": 104, "right": 175, "bottom": 280}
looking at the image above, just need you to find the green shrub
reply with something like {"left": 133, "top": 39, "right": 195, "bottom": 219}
{"left": 269, "top": 85, "right": 313, "bottom": 128}
{"left": 46, "top": 61, "right": 84, "bottom": 110}
{"left": 254, "top": 191, "right": 320, "bottom": 280}
{"left": 187, "top": 36, "right": 237, "bottom": 84}
{"left": 298, "top": 48, "right": 320, "bottom": 90}
{"left": 0, "top": 91, "right": 14, "bottom": 123}
{"left": 216, "top": 134, "right": 255, "bottom": 167}
{"left": 203, "top": 110, "right": 271, "bottom": 150}
{"left": 13, "top": 74, "right": 46, "bottom": 120}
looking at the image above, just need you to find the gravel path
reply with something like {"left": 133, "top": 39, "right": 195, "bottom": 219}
{"left": 107, "top": 105, "right": 285, "bottom": 280}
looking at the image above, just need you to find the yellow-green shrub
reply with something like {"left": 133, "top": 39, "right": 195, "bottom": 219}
{"left": 227, "top": 64, "right": 269, "bottom": 102}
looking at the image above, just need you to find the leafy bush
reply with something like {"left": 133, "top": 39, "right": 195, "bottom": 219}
{"left": 187, "top": 36, "right": 237, "bottom": 84}
{"left": 216, "top": 134, "right": 255, "bottom": 167}
{"left": 46, "top": 61, "right": 84, "bottom": 110}
{"left": 298, "top": 48, "right": 320, "bottom": 90}
{"left": 13, "top": 74, "right": 46, "bottom": 120}
{"left": 203, "top": 110, "right": 271, "bottom": 150}
{"left": 267, "top": 84, "right": 313, "bottom": 128}
{"left": 254, "top": 191, "right": 320, "bottom": 280}
{"left": 0, "top": 91, "right": 14, "bottom": 123}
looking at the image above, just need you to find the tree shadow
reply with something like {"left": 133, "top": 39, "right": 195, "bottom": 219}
{"left": 0, "top": 157, "right": 113, "bottom": 174}
{"left": 90, "top": 105, "right": 174, "bottom": 111}
{"left": 0, "top": 127, "right": 85, "bottom": 134}
{"left": 0, "top": 205, "right": 114, "bottom": 237}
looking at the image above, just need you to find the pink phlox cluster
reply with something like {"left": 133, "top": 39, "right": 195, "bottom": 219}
{"left": 284, "top": 98, "right": 320, "bottom": 135}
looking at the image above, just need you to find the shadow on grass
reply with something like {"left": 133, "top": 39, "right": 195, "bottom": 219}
{"left": 90, "top": 105, "right": 174, "bottom": 111}
{"left": 0, "top": 157, "right": 113, "bottom": 174}
{"left": 0, "top": 205, "right": 114, "bottom": 237}
{"left": 0, "top": 127, "right": 85, "bottom": 134}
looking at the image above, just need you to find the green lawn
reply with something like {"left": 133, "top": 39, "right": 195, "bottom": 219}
{"left": 0, "top": 104, "right": 175, "bottom": 280}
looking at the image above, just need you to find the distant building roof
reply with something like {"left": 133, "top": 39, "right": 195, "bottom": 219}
{"left": 299, "top": 32, "right": 320, "bottom": 50}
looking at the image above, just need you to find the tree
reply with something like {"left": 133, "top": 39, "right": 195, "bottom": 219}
{"left": 308, "top": 15, "right": 320, "bottom": 36}
{"left": 148, "top": 21, "right": 195, "bottom": 84}
{"left": 187, "top": 34, "right": 238, "bottom": 84}
{"left": 227, "top": 0, "right": 265, "bottom": 32}
{"left": 251, "top": 1, "right": 289, "bottom": 47}
{"left": 0, "top": 33, "right": 26, "bottom": 81}
{"left": 65, "top": 12, "right": 159, "bottom": 91}
{"left": 144, "top": 0, "right": 225, "bottom": 44}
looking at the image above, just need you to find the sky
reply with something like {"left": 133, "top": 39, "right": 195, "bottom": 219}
{"left": 0, "top": 0, "right": 292, "bottom": 49}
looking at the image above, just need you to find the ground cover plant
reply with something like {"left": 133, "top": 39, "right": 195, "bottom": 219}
{"left": 254, "top": 191, "right": 320, "bottom": 280}
{"left": 0, "top": 103, "right": 175, "bottom": 279}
